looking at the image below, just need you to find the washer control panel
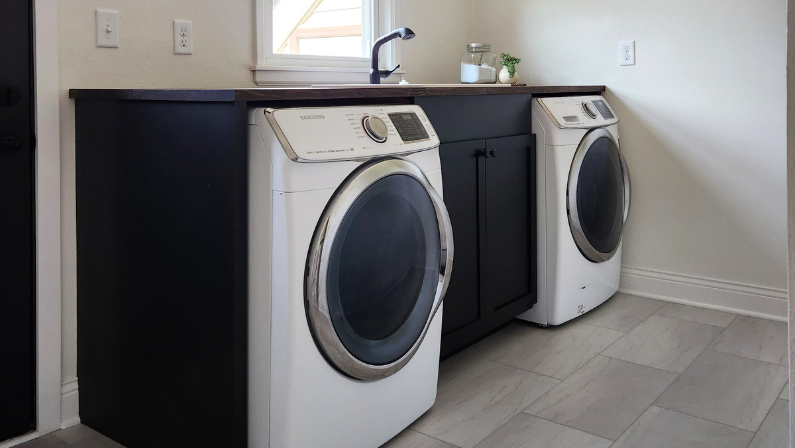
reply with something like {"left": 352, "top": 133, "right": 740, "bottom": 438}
{"left": 537, "top": 95, "right": 618, "bottom": 129}
{"left": 266, "top": 105, "right": 439, "bottom": 162}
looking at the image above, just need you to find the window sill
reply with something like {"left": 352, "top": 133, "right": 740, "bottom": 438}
{"left": 251, "top": 65, "right": 405, "bottom": 86}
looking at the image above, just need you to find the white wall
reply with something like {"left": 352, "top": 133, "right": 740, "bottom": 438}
{"left": 473, "top": 0, "right": 788, "bottom": 319}
{"left": 57, "top": 0, "right": 470, "bottom": 426}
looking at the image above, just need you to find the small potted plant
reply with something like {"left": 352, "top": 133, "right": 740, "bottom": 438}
{"left": 499, "top": 53, "right": 521, "bottom": 84}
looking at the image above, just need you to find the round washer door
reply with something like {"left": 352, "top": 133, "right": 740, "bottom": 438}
{"left": 567, "top": 128, "right": 631, "bottom": 263}
{"left": 305, "top": 157, "right": 454, "bottom": 381}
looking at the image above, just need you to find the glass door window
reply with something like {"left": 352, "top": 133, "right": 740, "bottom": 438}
{"left": 305, "top": 158, "right": 453, "bottom": 380}
{"left": 568, "top": 129, "right": 629, "bottom": 262}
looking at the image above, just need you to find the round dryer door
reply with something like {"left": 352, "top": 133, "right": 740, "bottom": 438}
{"left": 305, "top": 157, "right": 454, "bottom": 381}
{"left": 568, "top": 128, "right": 631, "bottom": 263}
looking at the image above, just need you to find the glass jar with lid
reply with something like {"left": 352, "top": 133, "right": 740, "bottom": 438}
{"left": 460, "top": 43, "right": 497, "bottom": 84}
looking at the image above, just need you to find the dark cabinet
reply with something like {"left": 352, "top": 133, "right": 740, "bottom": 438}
{"left": 439, "top": 134, "right": 536, "bottom": 357}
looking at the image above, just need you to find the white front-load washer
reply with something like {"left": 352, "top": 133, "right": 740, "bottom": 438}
{"left": 518, "top": 95, "right": 630, "bottom": 326}
{"left": 248, "top": 105, "right": 453, "bottom": 448}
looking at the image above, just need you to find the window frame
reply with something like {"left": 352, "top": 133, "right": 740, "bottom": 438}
{"left": 253, "top": 0, "right": 403, "bottom": 85}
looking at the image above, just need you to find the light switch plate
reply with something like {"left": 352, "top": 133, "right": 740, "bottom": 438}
{"left": 173, "top": 20, "right": 193, "bottom": 55}
{"left": 620, "top": 40, "right": 635, "bottom": 66}
{"left": 96, "top": 9, "right": 119, "bottom": 48}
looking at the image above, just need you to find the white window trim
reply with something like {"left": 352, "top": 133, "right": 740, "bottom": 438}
{"left": 252, "top": 0, "right": 404, "bottom": 86}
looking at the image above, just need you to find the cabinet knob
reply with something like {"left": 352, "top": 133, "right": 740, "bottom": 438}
{"left": 479, "top": 149, "right": 497, "bottom": 158}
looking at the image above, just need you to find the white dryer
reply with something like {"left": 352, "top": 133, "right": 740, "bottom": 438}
{"left": 518, "top": 96, "right": 630, "bottom": 326}
{"left": 248, "top": 105, "right": 453, "bottom": 448}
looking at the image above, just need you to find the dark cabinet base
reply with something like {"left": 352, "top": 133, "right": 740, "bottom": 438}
{"left": 418, "top": 95, "right": 537, "bottom": 358}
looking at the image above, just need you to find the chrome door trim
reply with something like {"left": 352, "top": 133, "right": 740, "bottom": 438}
{"left": 619, "top": 146, "right": 631, "bottom": 224}
{"left": 567, "top": 128, "right": 627, "bottom": 263}
{"left": 305, "top": 157, "right": 454, "bottom": 381}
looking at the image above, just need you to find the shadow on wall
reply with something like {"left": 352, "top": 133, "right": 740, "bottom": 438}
{"left": 606, "top": 91, "right": 786, "bottom": 291}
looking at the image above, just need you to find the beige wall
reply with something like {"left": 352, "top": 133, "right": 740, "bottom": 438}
{"left": 57, "top": 0, "right": 470, "bottom": 425}
{"left": 473, "top": 0, "right": 788, "bottom": 318}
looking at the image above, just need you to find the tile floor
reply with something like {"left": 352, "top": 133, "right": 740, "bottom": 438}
{"left": 385, "top": 293, "right": 790, "bottom": 448}
{"left": 14, "top": 293, "right": 790, "bottom": 448}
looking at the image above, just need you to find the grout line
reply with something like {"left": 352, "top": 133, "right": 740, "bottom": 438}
{"left": 406, "top": 428, "right": 463, "bottom": 448}
{"left": 703, "top": 349, "right": 791, "bottom": 368}
{"left": 652, "top": 403, "right": 761, "bottom": 435}
{"left": 524, "top": 413, "right": 617, "bottom": 442}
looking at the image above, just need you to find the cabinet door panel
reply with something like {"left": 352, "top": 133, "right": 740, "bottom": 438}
{"left": 439, "top": 140, "right": 485, "bottom": 335}
{"left": 483, "top": 134, "right": 536, "bottom": 311}
{"left": 0, "top": 0, "right": 35, "bottom": 441}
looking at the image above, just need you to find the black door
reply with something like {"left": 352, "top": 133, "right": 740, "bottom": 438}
{"left": 439, "top": 140, "right": 485, "bottom": 335}
{"left": 0, "top": 0, "right": 36, "bottom": 442}
{"left": 482, "top": 135, "right": 535, "bottom": 311}
{"left": 438, "top": 134, "right": 536, "bottom": 357}
{"left": 568, "top": 129, "right": 629, "bottom": 263}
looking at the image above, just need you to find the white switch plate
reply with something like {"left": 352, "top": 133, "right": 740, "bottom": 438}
{"left": 173, "top": 20, "right": 193, "bottom": 55}
{"left": 96, "top": 9, "right": 119, "bottom": 48}
{"left": 620, "top": 40, "right": 635, "bottom": 66}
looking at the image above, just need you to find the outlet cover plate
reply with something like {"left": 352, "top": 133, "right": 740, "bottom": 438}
{"left": 174, "top": 20, "right": 193, "bottom": 55}
{"left": 620, "top": 40, "right": 635, "bottom": 66}
{"left": 96, "top": 9, "right": 119, "bottom": 48}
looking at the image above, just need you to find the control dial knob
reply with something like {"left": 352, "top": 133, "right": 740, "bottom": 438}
{"left": 582, "top": 102, "right": 598, "bottom": 119}
{"left": 362, "top": 115, "right": 388, "bottom": 143}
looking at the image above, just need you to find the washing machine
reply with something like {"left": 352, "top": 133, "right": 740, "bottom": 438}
{"left": 518, "top": 95, "right": 630, "bottom": 326}
{"left": 248, "top": 105, "right": 453, "bottom": 448}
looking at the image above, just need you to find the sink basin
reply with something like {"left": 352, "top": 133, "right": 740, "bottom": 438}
{"left": 311, "top": 83, "right": 512, "bottom": 88}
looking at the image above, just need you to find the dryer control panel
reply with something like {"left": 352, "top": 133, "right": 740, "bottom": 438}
{"left": 537, "top": 95, "right": 618, "bottom": 129}
{"left": 265, "top": 105, "right": 440, "bottom": 162}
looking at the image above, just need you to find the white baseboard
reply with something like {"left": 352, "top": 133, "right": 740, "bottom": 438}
{"left": 620, "top": 266, "right": 788, "bottom": 322}
{"left": 60, "top": 378, "right": 80, "bottom": 429}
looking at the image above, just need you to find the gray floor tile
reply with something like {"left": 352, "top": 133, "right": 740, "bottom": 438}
{"left": 601, "top": 315, "right": 723, "bottom": 373}
{"left": 779, "top": 382, "right": 789, "bottom": 400}
{"left": 473, "top": 413, "right": 612, "bottom": 448}
{"left": 438, "top": 327, "right": 519, "bottom": 386}
{"left": 411, "top": 360, "right": 559, "bottom": 448}
{"left": 524, "top": 355, "right": 677, "bottom": 440}
{"left": 14, "top": 434, "right": 71, "bottom": 448}
{"left": 381, "top": 429, "right": 458, "bottom": 448}
{"left": 748, "top": 399, "right": 789, "bottom": 448}
{"left": 51, "top": 425, "right": 104, "bottom": 445}
{"left": 71, "top": 437, "right": 122, "bottom": 448}
{"left": 576, "top": 293, "right": 665, "bottom": 332}
{"left": 708, "top": 315, "right": 788, "bottom": 365}
{"left": 490, "top": 322, "right": 624, "bottom": 379}
{"left": 654, "top": 302, "right": 737, "bottom": 327}
{"left": 654, "top": 350, "right": 788, "bottom": 431}
{"left": 611, "top": 406, "right": 754, "bottom": 448}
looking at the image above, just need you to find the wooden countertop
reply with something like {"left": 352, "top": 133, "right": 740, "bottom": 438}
{"left": 68, "top": 85, "right": 606, "bottom": 102}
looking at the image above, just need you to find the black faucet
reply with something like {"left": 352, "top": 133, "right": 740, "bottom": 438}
{"left": 370, "top": 27, "right": 415, "bottom": 84}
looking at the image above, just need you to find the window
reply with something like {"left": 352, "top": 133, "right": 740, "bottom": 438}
{"left": 254, "top": 0, "right": 401, "bottom": 85}
{"left": 273, "top": 0, "right": 370, "bottom": 58}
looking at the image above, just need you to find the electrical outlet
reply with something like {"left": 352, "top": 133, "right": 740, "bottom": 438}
{"left": 96, "top": 9, "right": 119, "bottom": 48}
{"left": 173, "top": 20, "right": 193, "bottom": 55}
{"left": 620, "top": 40, "right": 635, "bottom": 66}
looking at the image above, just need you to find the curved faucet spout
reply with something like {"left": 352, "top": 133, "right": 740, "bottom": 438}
{"left": 370, "top": 27, "right": 415, "bottom": 84}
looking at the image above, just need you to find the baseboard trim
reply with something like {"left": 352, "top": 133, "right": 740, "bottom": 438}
{"left": 60, "top": 378, "right": 80, "bottom": 429}
{"left": 619, "top": 266, "right": 788, "bottom": 322}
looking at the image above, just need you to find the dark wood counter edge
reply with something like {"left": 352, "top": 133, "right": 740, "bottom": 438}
{"left": 69, "top": 85, "right": 605, "bottom": 102}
